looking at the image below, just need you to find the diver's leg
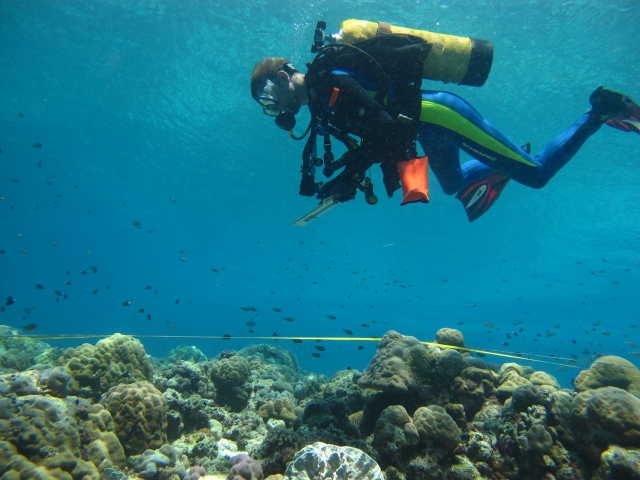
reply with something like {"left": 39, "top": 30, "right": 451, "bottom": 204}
{"left": 417, "top": 121, "right": 493, "bottom": 195}
{"left": 419, "top": 91, "right": 604, "bottom": 189}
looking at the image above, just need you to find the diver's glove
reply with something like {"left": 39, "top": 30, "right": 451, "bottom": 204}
{"left": 316, "top": 172, "right": 359, "bottom": 203}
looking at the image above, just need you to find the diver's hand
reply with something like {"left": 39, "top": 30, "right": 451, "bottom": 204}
{"left": 317, "top": 175, "right": 358, "bottom": 203}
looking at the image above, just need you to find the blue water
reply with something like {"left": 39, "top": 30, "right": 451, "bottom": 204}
{"left": 1, "top": 0, "right": 638, "bottom": 388}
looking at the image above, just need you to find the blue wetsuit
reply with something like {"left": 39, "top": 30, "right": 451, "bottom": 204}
{"left": 418, "top": 91, "right": 600, "bottom": 193}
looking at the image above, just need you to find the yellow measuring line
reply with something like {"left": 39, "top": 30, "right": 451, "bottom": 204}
{"left": 3, "top": 334, "right": 639, "bottom": 378}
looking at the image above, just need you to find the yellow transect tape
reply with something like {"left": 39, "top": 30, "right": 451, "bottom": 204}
{"left": 3, "top": 333, "right": 637, "bottom": 376}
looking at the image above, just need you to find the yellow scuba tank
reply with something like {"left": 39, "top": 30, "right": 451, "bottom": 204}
{"left": 334, "top": 19, "right": 493, "bottom": 87}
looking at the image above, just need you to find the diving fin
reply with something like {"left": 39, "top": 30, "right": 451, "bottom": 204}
{"left": 456, "top": 172, "right": 510, "bottom": 223}
{"left": 590, "top": 86, "right": 640, "bottom": 134}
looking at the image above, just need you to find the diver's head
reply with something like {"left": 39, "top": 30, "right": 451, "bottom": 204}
{"left": 251, "top": 58, "right": 307, "bottom": 131}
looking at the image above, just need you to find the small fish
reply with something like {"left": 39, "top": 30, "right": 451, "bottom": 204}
{"left": 55, "top": 290, "right": 62, "bottom": 296}
{"left": 293, "top": 339, "right": 302, "bottom": 344}
{"left": 311, "top": 353, "right": 321, "bottom": 358}
{"left": 169, "top": 198, "right": 175, "bottom": 203}
{"left": 272, "top": 332, "right": 279, "bottom": 337}
{"left": 122, "top": 301, "right": 131, "bottom": 306}
{"left": 211, "top": 268, "right": 219, "bottom": 273}
{"left": 600, "top": 331, "right": 611, "bottom": 336}
{"left": 37, "top": 161, "right": 41, "bottom": 167}
{"left": 33, "top": 142, "right": 42, "bottom": 148}
{"left": 283, "top": 317, "right": 295, "bottom": 322}
{"left": 483, "top": 322, "right": 495, "bottom": 328}
{"left": 35, "top": 284, "right": 44, "bottom": 290}
{"left": 92, "top": 289, "right": 98, "bottom": 295}
{"left": 630, "top": 352, "right": 640, "bottom": 357}
{"left": 106, "top": 285, "right": 110, "bottom": 289}
{"left": 80, "top": 270, "right": 87, "bottom": 275}
{"left": 179, "top": 250, "right": 186, "bottom": 253}
{"left": 359, "top": 324, "right": 369, "bottom": 328}
{"left": 503, "top": 342, "right": 510, "bottom": 346}
{"left": 625, "top": 341, "right": 637, "bottom": 348}
{"left": 51, "top": 243, "right": 58, "bottom": 246}
{"left": 546, "top": 332, "right": 556, "bottom": 337}
{"left": 18, "top": 112, "right": 24, "bottom": 118}
{"left": 246, "top": 321, "right": 256, "bottom": 327}
{"left": 10, "top": 179, "right": 19, "bottom": 183}
{"left": 63, "top": 294, "right": 67, "bottom": 299}
{"left": 457, "top": 322, "right": 464, "bottom": 325}
{"left": 612, "top": 281, "right": 620, "bottom": 285}
{"left": 90, "top": 266, "right": 97, "bottom": 273}
{"left": 20, "top": 251, "right": 29, "bottom": 254}
{"left": 272, "top": 308, "right": 281, "bottom": 312}
{"left": 343, "top": 329, "right": 353, "bottom": 335}
{"left": 132, "top": 221, "right": 142, "bottom": 228}
{"left": 221, "top": 334, "right": 231, "bottom": 340}
{"left": 147, "top": 314, "right": 151, "bottom": 320}
{"left": 477, "top": 353, "right": 486, "bottom": 357}
{"left": 145, "top": 285, "right": 152, "bottom": 290}
{"left": 22, "top": 323, "right": 37, "bottom": 332}
{"left": 557, "top": 366, "right": 566, "bottom": 372}
{"left": 73, "top": 185, "right": 79, "bottom": 189}
{"left": 0, "top": 249, "right": 4, "bottom": 254}
{"left": 179, "top": 258, "right": 186, "bottom": 262}
{"left": 315, "top": 346, "right": 325, "bottom": 351}
{"left": 138, "top": 308, "right": 145, "bottom": 313}
{"left": 175, "top": 299, "right": 179, "bottom": 304}
{"left": 326, "top": 315, "right": 337, "bottom": 320}
{"left": 470, "top": 304, "right": 477, "bottom": 307}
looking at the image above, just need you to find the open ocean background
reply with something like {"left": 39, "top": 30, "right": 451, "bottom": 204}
{"left": 0, "top": 0, "right": 638, "bottom": 388}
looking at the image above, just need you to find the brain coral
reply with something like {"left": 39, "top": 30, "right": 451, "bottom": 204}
{"left": 61, "top": 333, "right": 152, "bottom": 397}
{"left": 413, "top": 405, "right": 461, "bottom": 451}
{"left": 284, "top": 442, "right": 383, "bottom": 480}
{"left": 573, "top": 356, "right": 640, "bottom": 398}
{"left": 101, "top": 381, "right": 167, "bottom": 456}
{"left": 571, "top": 386, "right": 640, "bottom": 447}
{"left": 358, "top": 331, "right": 421, "bottom": 393}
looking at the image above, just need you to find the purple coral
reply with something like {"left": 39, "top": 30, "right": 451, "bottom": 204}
{"left": 228, "top": 454, "right": 264, "bottom": 480}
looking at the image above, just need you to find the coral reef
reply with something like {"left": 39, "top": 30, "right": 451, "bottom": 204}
{"left": 0, "top": 325, "right": 62, "bottom": 372}
{"left": 1, "top": 327, "right": 639, "bottom": 480}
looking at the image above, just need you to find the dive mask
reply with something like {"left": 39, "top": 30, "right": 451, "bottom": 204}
{"left": 256, "top": 78, "right": 297, "bottom": 131}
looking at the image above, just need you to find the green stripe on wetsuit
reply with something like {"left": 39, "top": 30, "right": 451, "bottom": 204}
{"left": 419, "top": 100, "right": 536, "bottom": 166}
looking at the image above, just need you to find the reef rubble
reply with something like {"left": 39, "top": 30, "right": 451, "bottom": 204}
{"left": 0, "top": 328, "right": 639, "bottom": 479}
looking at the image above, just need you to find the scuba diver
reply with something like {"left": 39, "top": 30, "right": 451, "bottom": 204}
{"left": 251, "top": 21, "right": 640, "bottom": 222}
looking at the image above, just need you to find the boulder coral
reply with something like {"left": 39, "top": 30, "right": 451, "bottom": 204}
{"left": 435, "top": 328, "right": 466, "bottom": 348}
{"left": 60, "top": 333, "right": 152, "bottom": 397}
{"left": 573, "top": 356, "right": 640, "bottom": 398}
{"left": 100, "top": 381, "right": 167, "bottom": 456}
{"left": 571, "top": 386, "right": 640, "bottom": 448}
{"left": 228, "top": 453, "right": 264, "bottom": 480}
{"left": 413, "top": 405, "right": 461, "bottom": 451}
{"left": 211, "top": 355, "right": 251, "bottom": 412}
{"left": 0, "top": 395, "right": 104, "bottom": 479}
{"left": 358, "top": 331, "right": 421, "bottom": 393}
